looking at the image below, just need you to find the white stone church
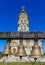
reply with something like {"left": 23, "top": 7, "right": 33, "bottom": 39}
{"left": 0, "top": 8, "right": 44, "bottom": 62}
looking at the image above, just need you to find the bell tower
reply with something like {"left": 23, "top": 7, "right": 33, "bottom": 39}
{"left": 18, "top": 7, "right": 29, "bottom": 32}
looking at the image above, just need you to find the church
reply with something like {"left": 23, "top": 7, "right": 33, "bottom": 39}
{"left": 3, "top": 7, "right": 43, "bottom": 62}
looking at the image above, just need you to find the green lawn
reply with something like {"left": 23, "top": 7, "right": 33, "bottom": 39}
{"left": 0, "top": 62, "right": 45, "bottom": 65}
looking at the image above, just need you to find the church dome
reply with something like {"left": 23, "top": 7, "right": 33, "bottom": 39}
{"left": 19, "top": 7, "right": 28, "bottom": 16}
{"left": 21, "top": 9, "right": 27, "bottom": 14}
{"left": 18, "top": 7, "right": 28, "bottom": 20}
{"left": 19, "top": 9, "right": 27, "bottom": 16}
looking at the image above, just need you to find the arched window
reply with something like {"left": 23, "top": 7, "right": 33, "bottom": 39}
{"left": 24, "top": 26, "right": 26, "bottom": 30}
{"left": 24, "top": 20, "right": 26, "bottom": 23}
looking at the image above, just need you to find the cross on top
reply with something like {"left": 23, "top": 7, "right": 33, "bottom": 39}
{"left": 22, "top": 6, "right": 25, "bottom": 10}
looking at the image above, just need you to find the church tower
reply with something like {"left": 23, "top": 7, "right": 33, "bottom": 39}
{"left": 18, "top": 7, "right": 29, "bottom": 32}
{"left": 18, "top": 7, "right": 34, "bottom": 55}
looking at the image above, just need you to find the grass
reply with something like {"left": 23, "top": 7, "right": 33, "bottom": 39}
{"left": 0, "top": 62, "right": 45, "bottom": 65}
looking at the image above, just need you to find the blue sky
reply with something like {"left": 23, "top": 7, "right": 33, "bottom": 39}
{"left": 0, "top": 0, "right": 45, "bottom": 53}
